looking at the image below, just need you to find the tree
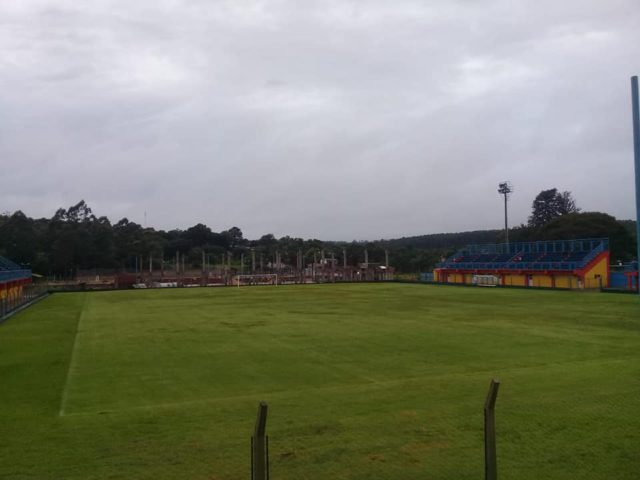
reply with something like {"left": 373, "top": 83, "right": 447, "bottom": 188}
{"left": 528, "top": 188, "right": 580, "bottom": 227}
{"left": 222, "top": 226, "right": 245, "bottom": 250}
{"left": 185, "top": 223, "right": 214, "bottom": 247}
{"left": 0, "top": 211, "right": 37, "bottom": 265}
{"left": 539, "top": 212, "right": 635, "bottom": 262}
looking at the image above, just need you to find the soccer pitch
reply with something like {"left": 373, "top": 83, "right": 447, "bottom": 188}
{"left": 1, "top": 284, "right": 638, "bottom": 480}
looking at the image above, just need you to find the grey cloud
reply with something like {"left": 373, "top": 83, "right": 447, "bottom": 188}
{"left": 1, "top": 0, "right": 638, "bottom": 239}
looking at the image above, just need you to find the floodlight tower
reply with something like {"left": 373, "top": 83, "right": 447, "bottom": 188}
{"left": 498, "top": 182, "right": 513, "bottom": 245}
{"left": 631, "top": 76, "right": 640, "bottom": 293}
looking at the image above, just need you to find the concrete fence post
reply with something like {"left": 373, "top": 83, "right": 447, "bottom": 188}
{"left": 484, "top": 379, "right": 500, "bottom": 480}
{"left": 251, "top": 401, "right": 269, "bottom": 480}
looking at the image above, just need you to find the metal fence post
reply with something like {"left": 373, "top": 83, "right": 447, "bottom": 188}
{"left": 251, "top": 401, "right": 269, "bottom": 480}
{"left": 484, "top": 379, "right": 500, "bottom": 480}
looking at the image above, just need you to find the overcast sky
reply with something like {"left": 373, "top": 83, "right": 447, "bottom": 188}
{"left": 1, "top": 1, "right": 639, "bottom": 240}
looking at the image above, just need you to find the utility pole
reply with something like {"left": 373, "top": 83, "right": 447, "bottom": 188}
{"left": 498, "top": 182, "right": 513, "bottom": 245}
{"left": 313, "top": 251, "right": 317, "bottom": 282}
{"left": 632, "top": 76, "right": 640, "bottom": 294}
{"left": 343, "top": 247, "right": 347, "bottom": 281}
{"left": 384, "top": 249, "right": 390, "bottom": 281}
{"left": 484, "top": 379, "right": 500, "bottom": 480}
{"left": 331, "top": 251, "right": 335, "bottom": 282}
{"left": 251, "top": 248, "right": 256, "bottom": 273}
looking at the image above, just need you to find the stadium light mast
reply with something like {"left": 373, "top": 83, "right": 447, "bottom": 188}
{"left": 631, "top": 76, "right": 640, "bottom": 294}
{"left": 498, "top": 182, "right": 513, "bottom": 245}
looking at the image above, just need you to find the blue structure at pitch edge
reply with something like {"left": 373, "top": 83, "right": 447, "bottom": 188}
{"left": 437, "top": 238, "right": 608, "bottom": 272}
{"left": 631, "top": 76, "right": 640, "bottom": 294}
{"left": 0, "top": 256, "right": 31, "bottom": 283}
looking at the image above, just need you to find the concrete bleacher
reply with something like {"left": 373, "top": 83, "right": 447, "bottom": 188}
{"left": 438, "top": 238, "right": 609, "bottom": 272}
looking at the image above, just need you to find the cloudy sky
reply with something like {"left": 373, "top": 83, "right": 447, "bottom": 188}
{"left": 1, "top": 1, "right": 639, "bottom": 240}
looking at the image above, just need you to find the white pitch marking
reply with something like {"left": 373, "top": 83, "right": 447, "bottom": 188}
{"left": 58, "top": 294, "right": 89, "bottom": 417}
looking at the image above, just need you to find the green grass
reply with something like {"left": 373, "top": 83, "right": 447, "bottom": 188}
{"left": 0, "top": 283, "right": 639, "bottom": 480}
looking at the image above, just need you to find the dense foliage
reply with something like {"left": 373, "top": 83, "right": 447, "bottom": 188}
{"left": 0, "top": 194, "right": 636, "bottom": 275}
{"left": 507, "top": 212, "right": 636, "bottom": 263}
{"left": 528, "top": 188, "right": 580, "bottom": 227}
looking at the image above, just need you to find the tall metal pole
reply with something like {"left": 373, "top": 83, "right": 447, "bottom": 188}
{"left": 503, "top": 193, "right": 509, "bottom": 245}
{"left": 498, "top": 182, "right": 512, "bottom": 245}
{"left": 631, "top": 76, "right": 640, "bottom": 294}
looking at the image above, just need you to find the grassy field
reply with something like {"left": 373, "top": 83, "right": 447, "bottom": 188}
{"left": 0, "top": 283, "right": 639, "bottom": 480}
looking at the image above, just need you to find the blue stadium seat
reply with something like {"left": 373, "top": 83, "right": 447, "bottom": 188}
{"left": 438, "top": 238, "right": 608, "bottom": 272}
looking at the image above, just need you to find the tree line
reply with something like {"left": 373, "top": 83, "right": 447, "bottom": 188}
{"left": 0, "top": 190, "right": 636, "bottom": 276}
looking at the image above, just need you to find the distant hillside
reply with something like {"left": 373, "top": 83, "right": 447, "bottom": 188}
{"left": 381, "top": 229, "right": 501, "bottom": 250}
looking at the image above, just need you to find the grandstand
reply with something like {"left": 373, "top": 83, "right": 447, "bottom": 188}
{"left": 0, "top": 256, "right": 32, "bottom": 304}
{"left": 434, "top": 238, "right": 609, "bottom": 289}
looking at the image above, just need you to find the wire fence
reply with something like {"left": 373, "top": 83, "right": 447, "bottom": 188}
{"left": 0, "top": 283, "right": 48, "bottom": 323}
{"left": 249, "top": 381, "right": 500, "bottom": 480}
{"left": 423, "top": 276, "right": 606, "bottom": 290}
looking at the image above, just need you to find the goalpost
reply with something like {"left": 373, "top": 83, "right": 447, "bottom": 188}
{"left": 235, "top": 274, "right": 278, "bottom": 287}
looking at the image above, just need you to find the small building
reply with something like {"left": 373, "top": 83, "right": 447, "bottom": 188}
{"left": 434, "top": 238, "right": 609, "bottom": 289}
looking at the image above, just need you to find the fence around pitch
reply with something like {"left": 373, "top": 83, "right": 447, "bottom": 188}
{"left": 424, "top": 276, "right": 605, "bottom": 290}
{"left": 249, "top": 379, "right": 500, "bottom": 480}
{"left": 0, "top": 283, "right": 49, "bottom": 323}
